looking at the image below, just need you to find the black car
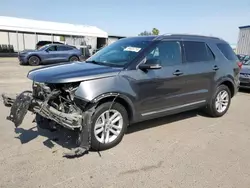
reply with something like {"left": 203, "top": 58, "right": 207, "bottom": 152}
{"left": 2, "top": 34, "right": 241, "bottom": 156}
{"left": 36, "top": 41, "right": 64, "bottom": 50}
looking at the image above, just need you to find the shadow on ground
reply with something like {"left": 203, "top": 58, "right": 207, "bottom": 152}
{"left": 14, "top": 125, "right": 78, "bottom": 150}
{"left": 13, "top": 109, "right": 207, "bottom": 151}
{"left": 239, "top": 88, "right": 250, "bottom": 94}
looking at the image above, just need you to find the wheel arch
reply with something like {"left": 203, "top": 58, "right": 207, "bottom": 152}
{"left": 216, "top": 77, "right": 236, "bottom": 98}
{"left": 27, "top": 54, "right": 41, "bottom": 61}
{"left": 91, "top": 92, "right": 135, "bottom": 123}
{"left": 69, "top": 55, "right": 79, "bottom": 61}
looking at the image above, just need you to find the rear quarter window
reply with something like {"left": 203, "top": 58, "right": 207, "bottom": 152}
{"left": 216, "top": 43, "right": 237, "bottom": 61}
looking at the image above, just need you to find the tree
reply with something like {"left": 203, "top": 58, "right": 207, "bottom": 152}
{"left": 138, "top": 28, "right": 160, "bottom": 36}
{"left": 152, "top": 28, "right": 159, "bottom": 35}
{"left": 138, "top": 30, "right": 152, "bottom": 36}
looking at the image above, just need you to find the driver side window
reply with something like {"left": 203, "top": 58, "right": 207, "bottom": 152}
{"left": 146, "top": 41, "right": 182, "bottom": 66}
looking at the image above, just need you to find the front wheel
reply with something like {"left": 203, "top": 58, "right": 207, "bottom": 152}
{"left": 28, "top": 56, "right": 40, "bottom": 66}
{"left": 91, "top": 102, "right": 128, "bottom": 151}
{"left": 205, "top": 84, "right": 231, "bottom": 117}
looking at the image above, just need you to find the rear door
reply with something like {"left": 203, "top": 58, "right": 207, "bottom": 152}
{"left": 56, "top": 45, "right": 75, "bottom": 61}
{"left": 181, "top": 40, "right": 217, "bottom": 103}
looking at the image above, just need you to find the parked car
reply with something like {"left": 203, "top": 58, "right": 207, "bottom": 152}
{"left": 2, "top": 34, "right": 241, "bottom": 155}
{"left": 237, "top": 54, "right": 250, "bottom": 64}
{"left": 18, "top": 44, "right": 82, "bottom": 66}
{"left": 239, "top": 60, "right": 250, "bottom": 89}
{"left": 36, "top": 41, "right": 64, "bottom": 49}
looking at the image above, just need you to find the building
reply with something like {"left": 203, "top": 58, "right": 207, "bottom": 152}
{"left": 107, "top": 35, "right": 126, "bottom": 45}
{"left": 236, "top": 25, "right": 250, "bottom": 55}
{"left": 0, "top": 16, "right": 108, "bottom": 54}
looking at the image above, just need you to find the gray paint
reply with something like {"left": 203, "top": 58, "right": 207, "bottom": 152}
{"left": 28, "top": 62, "right": 121, "bottom": 83}
{"left": 237, "top": 27, "right": 250, "bottom": 55}
{"left": 26, "top": 35, "right": 240, "bottom": 123}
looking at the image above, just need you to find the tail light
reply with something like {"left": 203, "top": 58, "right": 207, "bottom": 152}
{"left": 237, "top": 61, "right": 243, "bottom": 69}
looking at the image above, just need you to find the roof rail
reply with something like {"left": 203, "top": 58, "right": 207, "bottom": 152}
{"left": 156, "top": 33, "right": 220, "bottom": 40}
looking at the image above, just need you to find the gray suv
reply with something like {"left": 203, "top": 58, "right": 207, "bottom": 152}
{"left": 2, "top": 34, "right": 241, "bottom": 156}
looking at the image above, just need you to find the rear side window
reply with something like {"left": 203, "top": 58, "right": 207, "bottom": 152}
{"left": 183, "top": 41, "right": 215, "bottom": 62}
{"left": 57, "top": 46, "right": 73, "bottom": 51}
{"left": 217, "top": 43, "right": 237, "bottom": 61}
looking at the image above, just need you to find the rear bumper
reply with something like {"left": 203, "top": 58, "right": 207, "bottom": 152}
{"left": 239, "top": 77, "right": 250, "bottom": 89}
{"left": 239, "top": 83, "right": 250, "bottom": 89}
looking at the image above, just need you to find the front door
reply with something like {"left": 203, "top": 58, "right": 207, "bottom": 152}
{"left": 43, "top": 45, "right": 58, "bottom": 63}
{"left": 135, "top": 40, "right": 189, "bottom": 117}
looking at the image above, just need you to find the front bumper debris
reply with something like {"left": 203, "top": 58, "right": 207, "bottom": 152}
{"left": 2, "top": 91, "right": 82, "bottom": 130}
{"left": 3, "top": 91, "right": 32, "bottom": 127}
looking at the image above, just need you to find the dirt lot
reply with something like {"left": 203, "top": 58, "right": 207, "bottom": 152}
{"left": 0, "top": 58, "right": 250, "bottom": 188}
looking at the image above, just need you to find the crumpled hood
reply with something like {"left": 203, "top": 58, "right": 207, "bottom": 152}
{"left": 27, "top": 62, "right": 122, "bottom": 83}
{"left": 241, "top": 65, "right": 250, "bottom": 74}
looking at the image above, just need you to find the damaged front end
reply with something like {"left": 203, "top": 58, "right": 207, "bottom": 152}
{"left": 2, "top": 81, "right": 95, "bottom": 157}
{"left": 2, "top": 81, "right": 86, "bottom": 130}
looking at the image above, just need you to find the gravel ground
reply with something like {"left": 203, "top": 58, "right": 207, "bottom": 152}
{"left": 0, "top": 59, "right": 250, "bottom": 188}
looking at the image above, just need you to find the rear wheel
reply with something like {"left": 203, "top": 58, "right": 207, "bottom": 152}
{"left": 28, "top": 56, "right": 40, "bottom": 66}
{"left": 205, "top": 84, "right": 231, "bottom": 117}
{"left": 69, "top": 56, "right": 79, "bottom": 62}
{"left": 91, "top": 102, "right": 128, "bottom": 151}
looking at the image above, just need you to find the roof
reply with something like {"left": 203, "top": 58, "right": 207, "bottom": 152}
{"left": 239, "top": 25, "right": 250, "bottom": 29}
{"left": 124, "top": 34, "right": 221, "bottom": 41}
{"left": 0, "top": 16, "right": 108, "bottom": 38}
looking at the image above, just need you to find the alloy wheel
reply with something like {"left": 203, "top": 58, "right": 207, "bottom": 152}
{"left": 215, "top": 90, "right": 229, "bottom": 113}
{"left": 94, "top": 109, "right": 123, "bottom": 144}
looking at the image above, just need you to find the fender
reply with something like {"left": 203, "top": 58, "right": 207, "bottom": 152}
{"left": 214, "top": 75, "right": 237, "bottom": 96}
{"left": 92, "top": 92, "right": 136, "bottom": 121}
{"left": 216, "top": 75, "right": 234, "bottom": 86}
{"left": 74, "top": 76, "right": 137, "bottom": 121}
{"left": 27, "top": 54, "right": 41, "bottom": 62}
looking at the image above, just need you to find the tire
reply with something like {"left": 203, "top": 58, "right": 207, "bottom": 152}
{"left": 69, "top": 56, "right": 79, "bottom": 62}
{"left": 90, "top": 102, "right": 128, "bottom": 151}
{"left": 28, "top": 55, "right": 40, "bottom": 66}
{"left": 205, "top": 84, "right": 231, "bottom": 117}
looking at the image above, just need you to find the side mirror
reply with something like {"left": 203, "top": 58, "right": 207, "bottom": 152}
{"left": 139, "top": 59, "right": 162, "bottom": 70}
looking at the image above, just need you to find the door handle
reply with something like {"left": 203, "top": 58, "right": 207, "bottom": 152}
{"left": 213, "top": 65, "right": 219, "bottom": 71}
{"left": 173, "top": 70, "right": 183, "bottom": 76}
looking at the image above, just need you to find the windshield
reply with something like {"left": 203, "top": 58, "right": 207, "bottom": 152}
{"left": 38, "top": 45, "right": 50, "bottom": 51}
{"left": 87, "top": 38, "right": 151, "bottom": 67}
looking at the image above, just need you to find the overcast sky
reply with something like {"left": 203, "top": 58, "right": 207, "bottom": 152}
{"left": 1, "top": 0, "right": 250, "bottom": 43}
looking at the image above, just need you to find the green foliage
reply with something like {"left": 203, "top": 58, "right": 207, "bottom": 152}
{"left": 60, "top": 36, "right": 65, "bottom": 41}
{"left": 152, "top": 28, "right": 159, "bottom": 35}
{"left": 138, "top": 28, "right": 160, "bottom": 36}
